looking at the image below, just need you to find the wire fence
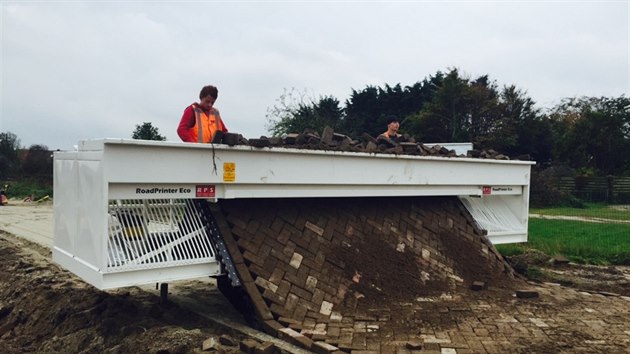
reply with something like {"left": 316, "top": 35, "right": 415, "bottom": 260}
{"left": 556, "top": 176, "right": 630, "bottom": 204}
{"left": 527, "top": 198, "right": 630, "bottom": 264}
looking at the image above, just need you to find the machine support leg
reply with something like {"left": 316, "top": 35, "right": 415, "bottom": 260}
{"left": 160, "top": 283, "right": 169, "bottom": 304}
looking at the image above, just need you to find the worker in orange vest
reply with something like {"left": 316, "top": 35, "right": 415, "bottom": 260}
{"left": 177, "top": 85, "right": 228, "bottom": 143}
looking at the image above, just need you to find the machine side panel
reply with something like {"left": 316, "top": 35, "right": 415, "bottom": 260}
{"left": 75, "top": 159, "right": 106, "bottom": 269}
{"left": 53, "top": 156, "right": 79, "bottom": 254}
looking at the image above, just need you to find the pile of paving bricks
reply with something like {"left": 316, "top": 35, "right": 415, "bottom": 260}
{"left": 209, "top": 196, "right": 517, "bottom": 353}
{"left": 220, "top": 126, "right": 519, "bottom": 160}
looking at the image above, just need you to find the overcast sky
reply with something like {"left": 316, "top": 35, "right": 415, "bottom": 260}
{"left": 1, "top": 1, "right": 628, "bottom": 150}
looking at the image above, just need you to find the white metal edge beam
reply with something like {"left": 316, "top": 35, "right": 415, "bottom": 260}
{"left": 53, "top": 247, "right": 221, "bottom": 290}
{"left": 93, "top": 142, "right": 532, "bottom": 188}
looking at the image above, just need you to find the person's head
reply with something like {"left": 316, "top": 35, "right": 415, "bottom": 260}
{"left": 386, "top": 116, "right": 400, "bottom": 132}
{"left": 199, "top": 85, "right": 219, "bottom": 110}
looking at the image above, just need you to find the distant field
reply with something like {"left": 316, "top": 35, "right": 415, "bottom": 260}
{"left": 530, "top": 203, "right": 630, "bottom": 221}
{"left": 497, "top": 204, "right": 630, "bottom": 265}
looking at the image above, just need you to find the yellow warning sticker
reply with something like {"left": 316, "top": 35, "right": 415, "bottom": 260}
{"left": 223, "top": 162, "right": 235, "bottom": 182}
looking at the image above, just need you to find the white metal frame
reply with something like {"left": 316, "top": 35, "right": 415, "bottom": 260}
{"left": 106, "top": 199, "right": 216, "bottom": 270}
{"left": 53, "top": 139, "right": 534, "bottom": 289}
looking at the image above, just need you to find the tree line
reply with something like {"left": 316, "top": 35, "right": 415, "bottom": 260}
{"left": 2, "top": 69, "right": 629, "bottom": 180}
{"left": 266, "top": 68, "right": 630, "bottom": 176}
{"left": 0, "top": 123, "right": 164, "bottom": 180}
{"left": 0, "top": 132, "right": 53, "bottom": 180}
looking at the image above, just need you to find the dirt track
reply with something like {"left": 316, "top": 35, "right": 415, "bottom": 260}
{"left": 1, "top": 201, "right": 630, "bottom": 353}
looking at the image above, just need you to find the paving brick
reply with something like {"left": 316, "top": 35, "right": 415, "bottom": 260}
{"left": 268, "top": 267, "right": 284, "bottom": 285}
{"left": 277, "top": 228, "right": 291, "bottom": 244}
{"left": 289, "top": 284, "right": 313, "bottom": 301}
{"left": 242, "top": 281, "right": 273, "bottom": 320}
{"left": 269, "top": 247, "right": 291, "bottom": 264}
{"left": 255, "top": 277, "right": 279, "bottom": 292}
{"left": 261, "top": 288, "right": 284, "bottom": 305}
{"left": 289, "top": 252, "right": 303, "bottom": 269}
{"left": 269, "top": 303, "right": 292, "bottom": 317}
{"left": 262, "top": 320, "right": 284, "bottom": 336}
{"left": 243, "top": 250, "right": 264, "bottom": 267}
{"left": 249, "top": 263, "right": 271, "bottom": 279}
{"left": 291, "top": 232, "right": 311, "bottom": 251}
{"left": 254, "top": 341, "right": 276, "bottom": 354}
{"left": 306, "top": 310, "right": 331, "bottom": 322}
{"left": 262, "top": 253, "right": 278, "bottom": 273}
{"left": 312, "top": 288, "right": 325, "bottom": 305}
{"left": 233, "top": 226, "right": 257, "bottom": 243}
{"left": 234, "top": 262, "right": 254, "bottom": 283}
{"left": 293, "top": 304, "right": 308, "bottom": 321}
{"left": 282, "top": 240, "right": 297, "bottom": 260}
{"left": 240, "top": 338, "right": 259, "bottom": 354}
{"left": 305, "top": 221, "right": 325, "bottom": 236}
{"left": 278, "top": 327, "right": 313, "bottom": 349}
{"left": 312, "top": 341, "right": 340, "bottom": 354}
{"left": 276, "top": 279, "right": 291, "bottom": 298}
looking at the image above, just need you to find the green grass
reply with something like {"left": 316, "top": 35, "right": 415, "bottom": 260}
{"left": 530, "top": 202, "right": 630, "bottom": 221}
{"left": 1, "top": 179, "right": 53, "bottom": 200}
{"left": 497, "top": 218, "right": 630, "bottom": 265}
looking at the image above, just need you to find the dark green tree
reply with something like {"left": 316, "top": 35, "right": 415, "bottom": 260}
{"left": 407, "top": 69, "right": 482, "bottom": 143}
{"left": 407, "top": 70, "right": 549, "bottom": 161}
{"left": 0, "top": 131, "right": 21, "bottom": 178}
{"left": 549, "top": 96, "right": 630, "bottom": 175}
{"left": 489, "top": 85, "right": 552, "bottom": 162}
{"left": 21, "top": 144, "right": 52, "bottom": 178}
{"left": 265, "top": 69, "right": 559, "bottom": 164}
{"left": 343, "top": 82, "right": 430, "bottom": 138}
{"left": 342, "top": 86, "right": 380, "bottom": 137}
{"left": 266, "top": 89, "right": 344, "bottom": 136}
{"left": 132, "top": 122, "right": 166, "bottom": 141}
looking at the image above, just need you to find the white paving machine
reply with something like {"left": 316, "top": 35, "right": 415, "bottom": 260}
{"left": 53, "top": 138, "right": 534, "bottom": 290}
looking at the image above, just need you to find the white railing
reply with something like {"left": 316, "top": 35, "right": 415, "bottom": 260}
{"left": 106, "top": 199, "right": 216, "bottom": 271}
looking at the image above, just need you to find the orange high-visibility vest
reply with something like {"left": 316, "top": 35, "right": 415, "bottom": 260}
{"left": 190, "top": 107, "right": 222, "bottom": 143}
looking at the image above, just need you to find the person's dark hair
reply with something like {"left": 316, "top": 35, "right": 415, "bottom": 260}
{"left": 386, "top": 115, "right": 399, "bottom": 125}
{"left": 199, "top": 85, "right": 218, "bottom": 100}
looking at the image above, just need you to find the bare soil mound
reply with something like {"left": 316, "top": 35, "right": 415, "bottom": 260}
{"left": 0, "top": 231, "right": 245, "bottom": 354}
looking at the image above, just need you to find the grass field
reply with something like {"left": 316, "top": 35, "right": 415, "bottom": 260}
{"left": 497, "top": 204, "right": 630, "bottom": 265}
{"left": 530, "top": 203, "right": 630, "bottom": 221}
{"left": 1, "top": 179, "right": 53, "bottom": 200}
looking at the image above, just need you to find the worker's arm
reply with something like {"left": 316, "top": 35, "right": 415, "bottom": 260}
{"left": 177, "top": 105, "right": 195, "bottom": 142}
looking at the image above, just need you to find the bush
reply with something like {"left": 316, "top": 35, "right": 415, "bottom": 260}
{"left": 530, "top": 165, "right": 582, "bottom": 207}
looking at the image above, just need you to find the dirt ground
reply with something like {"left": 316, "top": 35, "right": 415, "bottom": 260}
{"left": 0, "top": 231, "right": 252, "bottom": 354}
{"left": 2, "top": 231, "right": 630, "bottom": 354}
{"left": 1, "top": 202, "right": 630, "bottom": 353}
{"left": 506, "top": 249, "right": 630, "bottom": 297}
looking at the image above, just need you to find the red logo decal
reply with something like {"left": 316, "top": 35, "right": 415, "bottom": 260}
{"left": 482, "top": 186, "right": 492, "bottom": 195}
{"left": 196, "top": 185, "right": 215, "bottom": 197}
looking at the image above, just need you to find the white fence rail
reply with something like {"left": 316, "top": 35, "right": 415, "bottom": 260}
{"left": 107, "top": 199, "right": 216, "bottom": 271}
